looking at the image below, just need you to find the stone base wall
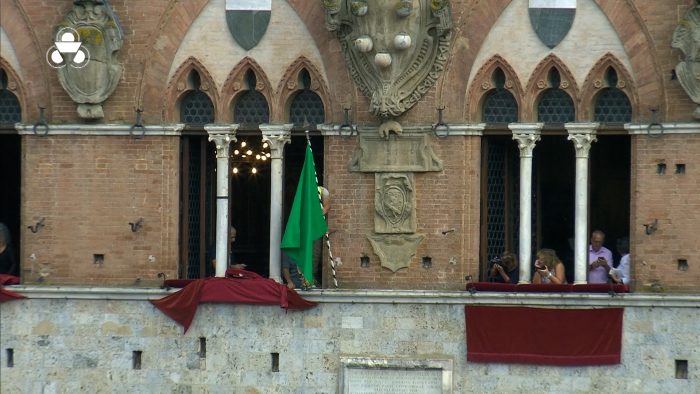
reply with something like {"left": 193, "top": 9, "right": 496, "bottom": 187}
{"left": 1, "top": 290, "right": 697, "bottom": 393}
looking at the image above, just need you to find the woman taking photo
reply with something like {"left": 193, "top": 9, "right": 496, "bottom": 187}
{"left": 531, "top": 248, "right": 566, "bottom": 284}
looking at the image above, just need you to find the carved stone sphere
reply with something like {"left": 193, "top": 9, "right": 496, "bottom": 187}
{"left": 394, "top": 32, "right": 411, "bottom": 50}
{"left": 374, "top": 52, "right": 392, "bottom": 68}
{"left": 354, "top": 35, "right": 373, "bottom": 53}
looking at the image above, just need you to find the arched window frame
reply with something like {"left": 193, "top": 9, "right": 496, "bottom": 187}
{"left": 581, "top": 53, "right": 637, "bottom": 123}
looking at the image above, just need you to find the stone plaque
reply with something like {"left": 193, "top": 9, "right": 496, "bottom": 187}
{"left": 340, "top": 357, "right": 452, "bottom": 394}
{"left": 348, "top": 134, "right": 443, "bottom": 173}
{"left": 375, "top": 173, "right": 415, "bottom": 233}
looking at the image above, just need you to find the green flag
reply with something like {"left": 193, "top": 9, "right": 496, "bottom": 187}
{"left": 281, "top": 143, "right": 328, "bottom": 283}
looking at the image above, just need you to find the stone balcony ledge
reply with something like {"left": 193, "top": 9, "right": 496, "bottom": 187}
{"left": 4, "top": 285, "right": 699, "bottom": 308}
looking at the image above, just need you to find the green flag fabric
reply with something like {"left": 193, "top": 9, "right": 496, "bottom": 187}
{"left": 281, "top": 143, "right": 328, "bottom": 283}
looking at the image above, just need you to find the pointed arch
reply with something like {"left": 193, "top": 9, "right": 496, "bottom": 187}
{"left": 0, "top": 58, "right": 26, "bottom": 124}
{"left": 0, "top": 1, "right": 54, "bottom": 121}
{"left": 137, "top": 0, "right": 209, "bottom": 122}
{"left": 524, "top": 54, "right": 580, "bottom": 122}
{"left": 466, "top": 55, "right": 523, "bottom": 123}
{"left": 592, "top": 0, "right": 665, "bottom": 118}
{"left": 221, "top": 57, "right": 273, "bottom": 124}
{"left": 580, "top": 53, "right": 637, "bottom": 121}
{"left": 163, "top": 57, "right": 219, "bottom": 123}
{"left": 275, "top": 56, "right": 331, "bottom": 125}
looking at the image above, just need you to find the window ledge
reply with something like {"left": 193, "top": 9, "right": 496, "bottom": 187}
{"left": 4, "top": 286, "right": 699, "bottom": 308}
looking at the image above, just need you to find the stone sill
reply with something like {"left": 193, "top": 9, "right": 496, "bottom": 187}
{"left": 5, "top": 286, "right": 699, "bottom": 308}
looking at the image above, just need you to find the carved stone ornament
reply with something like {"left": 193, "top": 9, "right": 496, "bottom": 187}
{"left": 375, "top": 173, "right": 415, "bottom": 233}
{"left": 672, "top": 1, "right": 700, "bottom": 119}
{"left": 54, "top": 0, "right": 123, "bottom": 119}
{"left": 367, "top": 233, "right": 425, "bottom": 272}
{"left": 324, "top": 0, "right": 452, "bottom": 118}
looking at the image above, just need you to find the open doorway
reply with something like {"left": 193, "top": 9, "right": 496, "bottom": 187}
{"left": 0, "top": 133, "right": 21, "bottom": 276}
{"left": 480, "top": 133, "right": 630, "bottom": 283}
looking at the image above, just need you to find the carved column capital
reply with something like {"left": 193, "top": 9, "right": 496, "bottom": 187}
{"left": 260, "top": 124, "right": 293, "bottom": 159}
{"left": 205, "top": 124, "right": 239, "bottom": 158}
{"left": 509, "top": 123, "right": 543, "bottom": 158}
{"left": 566, "top": 122, "right": 599, "bottom": 158}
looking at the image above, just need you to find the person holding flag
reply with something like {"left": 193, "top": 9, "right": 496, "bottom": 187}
{"left": 281, "top": 141, "right": 328, "bottom": 287}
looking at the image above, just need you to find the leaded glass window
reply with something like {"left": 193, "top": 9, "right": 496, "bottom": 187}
{"left": 537, "top": 69, "right": 574, "bottom": 123}
{"left": 180, "top": 71, "right": 214, "bottom": 124}
{"left": 483, "top": 68, "right": 518, "bottom": 123}
{"left": 234, "top": 71, "right": 270, "bottom": 125}
{"left": 289, "top": 69, "right": 325, "bottom": 126}
{"left": 594, "top": 68, "right": 631, "bottom": 123}
{"left": 0, "top": 69, "right": 21, "bottom": 124}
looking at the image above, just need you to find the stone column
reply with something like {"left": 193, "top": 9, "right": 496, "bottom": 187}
{"left": 260, "top": 124, "right": 293, "bottom": 283}
{"left": 509, "top": 123, "right": 543, "bottom": 284}
{"left": 566, "top": 122, "right": 599, "bottom": 284}
{"left": 205, "top": 124, "right": 239, "bottom": 277}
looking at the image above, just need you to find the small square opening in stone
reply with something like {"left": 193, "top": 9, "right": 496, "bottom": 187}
{"left": 199, "top": 337, "right": 206, "bottom": 359}
{"left": 676, "top": 164, "right": 686, "bottom": 174}
{"left": 657, "top": 163, "right": 666, "bottom": 175}
{"left": 271, "top": 352, "right": 279, "bottom": 372}
{"left": 678, "top": 259, "right": 689, "bottom": 272}
{"left": 132, "top": 350, "right": 142, "bottom": 370}
{"left": 93, "top": 254, "right": 105, "bottom": 265}
{"left": 675, "top": 359, "right": 688, "bottom": 379}
{"left": 6, "top": 348, "right": 13, "bottom": 368}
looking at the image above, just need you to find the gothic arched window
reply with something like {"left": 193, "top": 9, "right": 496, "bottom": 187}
{"left": 0, "top": 69, "right": 21, "bottom": 124}
{"left": 289, "top": 69, "right": 325, "bottom": 126}
{"left": 233, "top": 70, "right": 270, "bottom": 125}
{"left": 179, "top": 70, "right": 214, "bottom": 124}
{"left": 482, "top": 67, "right": 518, "bottom": 123}
{"left": 537, "top": 68, "right": 575, "bottom": 123}
{"left": 594, "top": 68, "right": 632, "bottom": 123}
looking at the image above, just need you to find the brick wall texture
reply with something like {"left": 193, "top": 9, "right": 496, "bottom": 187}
{"left": 1, "top": 0, "right": 699, "bottom": 291}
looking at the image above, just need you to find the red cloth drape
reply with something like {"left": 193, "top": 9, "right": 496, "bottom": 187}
{"left": 466, "top": 306, "right": 623, "bottom": 366}
{"left": 0, "top": 274, "right": 20, "bottom": 285}
{"left": 151, "top": 275, "right": 317, "bottom": 333}
{"left": 0, "top": 275, "right": 24, "bottom": 303}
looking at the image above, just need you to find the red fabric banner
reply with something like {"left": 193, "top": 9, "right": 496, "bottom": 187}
{"left": 151, "top": 273, "right": 317, "bottom": 333}
{"left": 466, "top": 306, "right": 623, "bottom": 366}
{"left": 0, "top": 275, "right": 24, "bottom": 303}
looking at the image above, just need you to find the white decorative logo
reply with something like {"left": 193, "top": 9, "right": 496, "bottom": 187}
{"left": 46, "top": 27, "right": 90, "bottom": 69}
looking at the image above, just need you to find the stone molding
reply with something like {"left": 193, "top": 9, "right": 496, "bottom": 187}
{"left": 7, "top": 285, "right": 700, "bottom": 308}
{"left": 260, "top": 123, "right": 293, "bottom": 159}
{"left": 319, "top": 123, "right": 485, "bottom": 137}
{"left": 15, "top": 123, "right": 185, "bottom": 136}
{"left": 625, "top": 123, "right": 700, "bottom": 135}
{"left": 205, "top": 124, "right": 239, "bottom": 159}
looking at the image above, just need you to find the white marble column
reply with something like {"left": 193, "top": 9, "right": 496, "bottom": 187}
{"left": 260, "top": 124, "right": 293, "bottom": 283}
{"left": 509, "top": 123, "right": 543, "bottom": 284}
{"left": 205, "top": 124, "right": 239, "bottom": 277}
{"left": 566, "top": 122, "right": 599, "bottom": 284}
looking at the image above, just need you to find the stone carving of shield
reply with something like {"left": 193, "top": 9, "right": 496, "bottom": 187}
{"left": 528, "top": 0, "right": 576, "bottom": 49}
{"left": 382, "top": 186, "right": 406, "bottom": 225}
{"left": 325, "top": 0, "right": 452, "bottom": 118}
{"left": 226, "top": 0, "right": 271, "bottom": 50}
{"left": 58, "top": 26, "right": 120, "bottom": 104}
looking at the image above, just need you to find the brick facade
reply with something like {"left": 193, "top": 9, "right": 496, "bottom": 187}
{"left": 1, "top": 0, "right": 699, "bottom": 291}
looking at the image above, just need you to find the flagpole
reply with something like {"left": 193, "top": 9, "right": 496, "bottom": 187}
{"left": 305, "top": 129, "right": 339, "bottom": 288}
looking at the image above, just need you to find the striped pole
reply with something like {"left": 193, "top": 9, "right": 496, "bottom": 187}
{"left": 306, "top": 130, "right": 339, "bottom": 288}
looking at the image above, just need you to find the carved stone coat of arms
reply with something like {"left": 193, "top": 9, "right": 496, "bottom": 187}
{"left": 323, "top": 0, "right": 452, "bottom": 119}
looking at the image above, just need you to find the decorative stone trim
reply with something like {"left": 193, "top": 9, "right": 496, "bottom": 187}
{"left": 15, "top": 123, "right": 185, "bottom": 136}
{"left": 625, "top": 123, "right": 700, "bottom": 135}
{"left": 7, "top": 285, "right": 700, "bottom": 308}
{"left": 318, "top": 124, "right": 485, "bottom": 137}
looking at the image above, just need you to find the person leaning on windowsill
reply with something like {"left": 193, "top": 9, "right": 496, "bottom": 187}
{"left": 531, "top": 248, "right": 566, "bottom": 284}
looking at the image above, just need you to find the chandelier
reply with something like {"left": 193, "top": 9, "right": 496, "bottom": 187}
{"left": 230, "top": 138, "right": 271, "bottom": 175}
